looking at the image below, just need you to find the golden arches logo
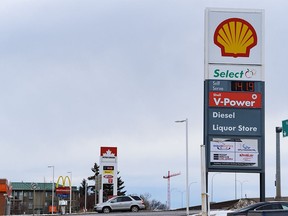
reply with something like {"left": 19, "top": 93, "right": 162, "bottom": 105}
{"left": 56, "top": 176, "right": 71, "bottom": 188}
{"left": 214, "top": 18, "right": 257, "bottom": 58}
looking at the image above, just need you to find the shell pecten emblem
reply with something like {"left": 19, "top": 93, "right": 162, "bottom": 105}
{"left": 214, "top": 18, "right": 257, "bottom": 58}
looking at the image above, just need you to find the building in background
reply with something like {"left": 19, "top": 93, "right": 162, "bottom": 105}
{"left": 0, "top": 179, "right": 11, "bottom": 215}
{"left": 10, "top": 182, "right": 80, "bottom": 214}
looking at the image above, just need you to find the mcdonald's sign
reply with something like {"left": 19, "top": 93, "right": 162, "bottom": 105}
{"left": 56, "top": 176, "right": 71, "bottom": 195}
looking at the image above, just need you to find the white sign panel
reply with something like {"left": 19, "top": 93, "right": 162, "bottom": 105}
{"left": 206, "top": 8, "right": 263, "bottom": 65}
{"left": 210, "top": 138, "right": 259, "bottom": 167}
{"left": 206, "top": 64, "right": 262, "bottom": 80}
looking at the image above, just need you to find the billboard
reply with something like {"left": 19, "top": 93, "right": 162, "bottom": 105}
{"left": 206, "top": 9, "right": 263, "bottom": 65}
{"left": 100, "top": 147, "right": 118, "bottom": 185}
{"left": 204, "top": 8, "right": 264, "bottom": 172}
{"left": 100, "top": 147, "right": 117, "bottom": 163}
{"left": 56, "top": 176, "right": 71, "bottom": 195}
{"left": 209, "top": 138, "right": 259, "bottom": 169}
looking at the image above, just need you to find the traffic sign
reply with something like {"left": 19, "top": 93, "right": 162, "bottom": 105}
{"left": 282, "top": 119, "right": 288, "bottom": 137}
{"left": 31, "top": 183, "right": 37, "bottom": 190}
{"left": 58, "top": 194, "right": 69, "bottom": 199}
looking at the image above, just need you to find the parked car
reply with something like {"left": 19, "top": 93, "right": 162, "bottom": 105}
{"left": 94, "top": 195, "right": 145, "bottom": 213}
{"left": 227, "top": 201, "right": 288, "bottom": 216}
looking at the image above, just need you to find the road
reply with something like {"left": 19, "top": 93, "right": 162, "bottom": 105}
{"left": 76, "top": 210, "right": 201, "bottom": 216}
{"left": 71, "top": 209, "right": 233, "bottom": 216}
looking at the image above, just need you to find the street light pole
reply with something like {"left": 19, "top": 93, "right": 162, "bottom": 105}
{"left": 237, "top": 180, "right": 248, "bottom": 199}
{"left": 67, "top": 171, "right": 72, "bottom": 214}
{"left": 48, "top": 166, "right": 54, "bottom": 214}
{"left": 211, "top": 173, "right": 221, "bottom": 203}
{"left": 189, "top": 182, "right": 197, "bottom": 206}
{"left": 175, "top": 118, "right": 189, "bottom": 216}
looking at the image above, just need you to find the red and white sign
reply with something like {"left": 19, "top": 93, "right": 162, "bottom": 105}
{"left": 100, "top": 146, "right": 118, "bottom": 189}
{"left": 100, "top": 147, "right": 117, "bottom": 157}
{"left": 56, "top": 186, "right": 70, "bottom": 195}
{"left": 209, "top": 92, "right": 262, "bottom": 108}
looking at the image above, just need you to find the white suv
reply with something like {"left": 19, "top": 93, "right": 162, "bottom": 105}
{"left": 94, "top": 195, "right": 145, "bottom": 213}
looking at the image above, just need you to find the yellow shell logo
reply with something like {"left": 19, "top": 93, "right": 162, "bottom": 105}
{"left": 214, "top": 18, "right": 257, "bottom": 58}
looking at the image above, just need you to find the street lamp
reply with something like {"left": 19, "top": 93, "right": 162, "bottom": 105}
{"left": 237, "top": 180, "right": 248, "bottom": 199}
{"left": 171, "top": 188, "right": 184, "bottom": 208}
{"left": 211, "top": 173, "right": 221, "bottom": 202}
{"left": 189, "top": 182, "right": 197, "bottom": 206}
{"left": 175, "top": 118, "right": 189, "bottom": 216}
{"left": 67, "top": 171, "right": 72, "bottom": 214}
{"left": 48, "top": 166, "right": 54, "bottom": 214}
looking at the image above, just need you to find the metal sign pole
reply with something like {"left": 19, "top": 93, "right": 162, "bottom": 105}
{"left": 275, "top": 127, "right": 282, "bottom": 199}
{"left": 201, "top": 145, "right": 208, "bottom": 216}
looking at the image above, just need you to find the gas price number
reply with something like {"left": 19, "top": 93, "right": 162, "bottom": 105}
{"left": 231, "top": 81, "right": 255, "bottom": 92}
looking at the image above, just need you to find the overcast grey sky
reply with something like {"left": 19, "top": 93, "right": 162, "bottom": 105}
{"left": 1, "top": 0, "right": 288, "bottom": 209}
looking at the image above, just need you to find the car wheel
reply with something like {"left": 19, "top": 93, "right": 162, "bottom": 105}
{"left": 131, "top": 206, "right": 139, "bottom": 212}
{"left": 102, "top": 207, "right": 111, "bottom": 213}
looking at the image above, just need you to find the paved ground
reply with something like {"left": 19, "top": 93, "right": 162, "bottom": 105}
{"left": 66, "top": 209, "right": 233, "bottom": 216}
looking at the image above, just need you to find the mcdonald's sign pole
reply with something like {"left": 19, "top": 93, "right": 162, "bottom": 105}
{"left": 67, "top": 171, "right": 72, "bottom": 214}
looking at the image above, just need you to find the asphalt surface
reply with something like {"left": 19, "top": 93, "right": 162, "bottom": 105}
{"left": 70, "top": 210, "right": 201, "bottom": 216}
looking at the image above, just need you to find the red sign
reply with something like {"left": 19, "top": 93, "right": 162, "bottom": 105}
{"left": 104, "top": 175, "right": 113, "bottom": 179}
{"left": 100, "top": 147, "right": 117, "bottom": 157}
{"left": 209, "top": 92, "right": 262, "bottom": 108}
{"left": 56, "top": 186, "right": 70, "bottom": 195}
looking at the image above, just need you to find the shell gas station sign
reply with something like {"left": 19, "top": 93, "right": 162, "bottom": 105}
{"left": 206, "top": 9, "right": 263, "bottom": 65}
{"left": 204, "top": 8, "right": 265, "bottom": 174}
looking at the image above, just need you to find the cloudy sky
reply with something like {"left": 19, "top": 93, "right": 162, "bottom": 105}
{"left": 1, "top": 0, "right": 288, "bottom": 209}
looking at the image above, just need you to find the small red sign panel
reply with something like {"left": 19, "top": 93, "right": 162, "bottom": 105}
{"left": 56, "top": 186, "right": 70, "bottom": 195}
{"left": 209, "top": 92, "right": 262, "bottom": 108}
{"left": 100, "top": 147, "right": 117, "bottom": 157}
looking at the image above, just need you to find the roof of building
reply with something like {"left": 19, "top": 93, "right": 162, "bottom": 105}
{"left": 11, "top": 182, "right": 78, "bottom": 191}
{"left": 11, "top": 182, "right": 53, "bottom": 191}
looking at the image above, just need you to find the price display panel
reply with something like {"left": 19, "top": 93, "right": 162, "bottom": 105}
{"left": 209, "top": 80, "right": 262, "bottom": 92}
{"left": 231, "top": 81, "right": 255, "bottom": 92}
{"left": 103, "top": 166, "right": 114, "bottom": 170}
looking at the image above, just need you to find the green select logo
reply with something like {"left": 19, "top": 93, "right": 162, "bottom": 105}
{"left": 214, "top": 68, "right": 256, "bottom": 79}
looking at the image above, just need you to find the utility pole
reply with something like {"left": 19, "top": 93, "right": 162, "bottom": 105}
{"left": 163, "top": 171, "right": 181, "bottom": 210}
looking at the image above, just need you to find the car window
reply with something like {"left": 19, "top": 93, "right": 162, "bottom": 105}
{"left": 272, "top": 204, "right": 283, "bottom": 209}
{"left": 131, "top": 196, "right": 141, "bottom": 201}
{"left": 237, "top": 203, "right": 261, "bottom": 211}
{"left": 281, "top": 203, "right": 288, "bottom": 210}
{"left": 256, "top": 203, "right": 282, "bottom": 210}
{"left": 109, "top": 197, "right": 117, "bottom": 203}
{"left": 117, "top": 196, "right": 132, "bottom": 202}
{"left": 256, "top": 204, "right": 273, "bottom": 210}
